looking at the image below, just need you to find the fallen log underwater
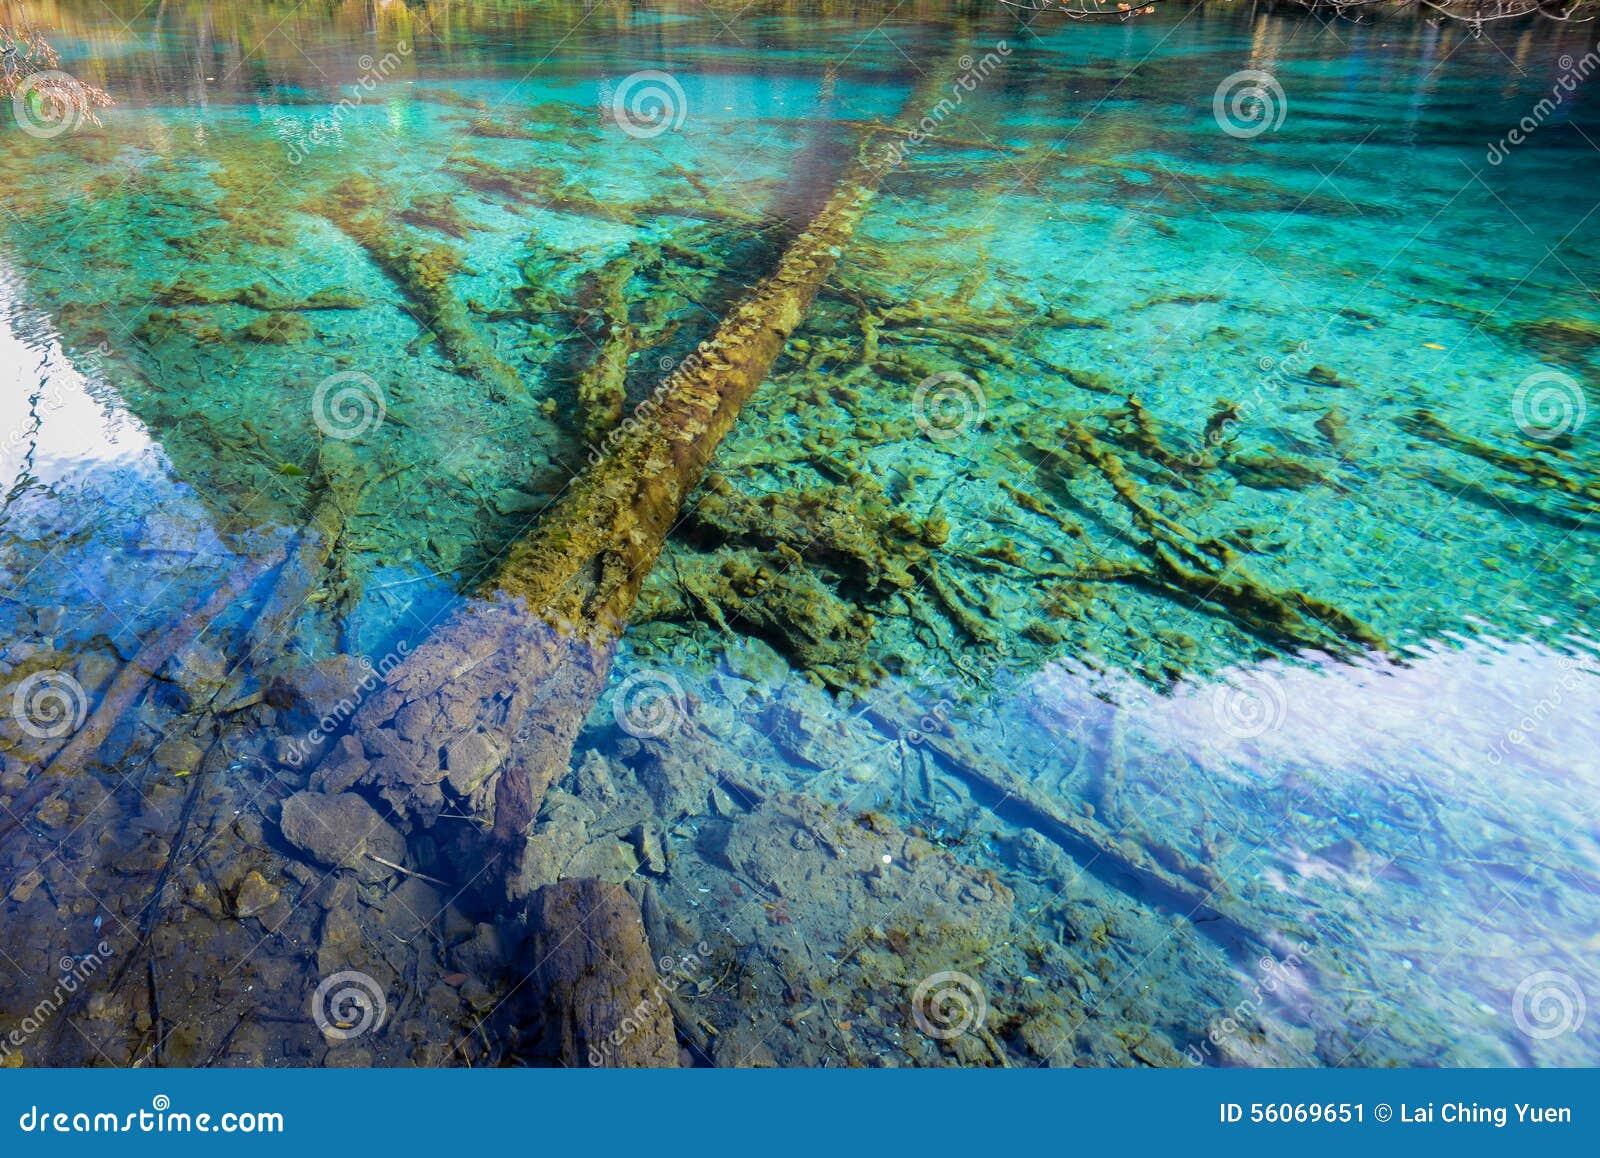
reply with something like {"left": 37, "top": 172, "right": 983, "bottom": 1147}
{"left": 296, "top": 46, "right": 975, "bottom": 904}
{"left": 286, "top": 37, "right": 1307, "bottom": 998}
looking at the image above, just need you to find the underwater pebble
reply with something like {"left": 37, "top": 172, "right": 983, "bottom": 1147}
{"left": 232, "top": 870, "right": 281, "bottom": 919}
{"left": 8, "top": 869, "right": 44, "bottom": 904}
{"left": 36, "top": 796, "right": 70, "bottom": 829}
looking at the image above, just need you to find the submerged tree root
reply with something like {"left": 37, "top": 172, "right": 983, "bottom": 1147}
{"left": 1399, "top": 408, "right": 1600, "bottom": 518}
{"left": 155, "top": 280, "right": 367, "bottom": 312}
{"left": 246, "top": 441, "right": 369, "bottom": 659}
{"left": 571, "top": 248, "right": 647, "bottom": 447}
{"left": 447, "top": 155, "right": 772, "bottom": 231}
{"left": 1063, "top": 424, "right": 1389, "bottom": 655}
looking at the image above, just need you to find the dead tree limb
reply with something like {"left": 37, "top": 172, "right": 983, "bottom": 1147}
{"left": 857, "top": 691, "right": 1300, "bottom": 966}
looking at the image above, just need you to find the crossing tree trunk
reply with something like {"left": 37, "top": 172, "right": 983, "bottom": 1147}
{"left": 303, "top": 45, "right": 971, "bottom": 900}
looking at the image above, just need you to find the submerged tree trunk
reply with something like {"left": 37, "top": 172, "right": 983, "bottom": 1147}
{"left": 305, "top": 47, "right": 969, "bottom": 900}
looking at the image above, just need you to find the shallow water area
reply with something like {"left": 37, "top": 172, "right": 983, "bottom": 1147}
{"left": 1, "top": 0, "right": 1598, "bottom": 1068}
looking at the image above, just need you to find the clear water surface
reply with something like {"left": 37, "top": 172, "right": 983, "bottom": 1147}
{"left": 1, "top": 0, "right": 1598, "bottom": 1067}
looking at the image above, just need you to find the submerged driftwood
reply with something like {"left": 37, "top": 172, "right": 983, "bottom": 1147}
{"left": 526, "top": 878, "right": 680, "bottom": 1066}
{"left": 300, "top": 56, "right": 960, "bottom": 900}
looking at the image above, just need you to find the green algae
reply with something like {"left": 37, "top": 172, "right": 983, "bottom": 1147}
{"left": 156, "top": 280, "right": 368, "bottom": 311}
{"left": 237, "top": 311, "right": 315, "bottom": 344}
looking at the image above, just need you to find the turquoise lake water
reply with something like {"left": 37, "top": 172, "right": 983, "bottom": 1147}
{"left": 1, "top": 0, "right": 1598, "bottom": 1066}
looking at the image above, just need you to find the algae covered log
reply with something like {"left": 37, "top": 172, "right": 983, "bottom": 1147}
{"left": 301, "top": 48, "right": 971, "bottom": 899}
{"left": 246, "top": 441, "right": 369, "bottom": 660}
{"left": 571, "top": 249, "right": 646, "bottom": 447}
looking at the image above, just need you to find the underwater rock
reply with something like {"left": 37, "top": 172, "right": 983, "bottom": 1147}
{"left": 316, "top": 901, "right": 368, "bottom": 979}
{"left": 278, "top": 791, "right": 406, "bottom": 880}
{"left": 719, "top": 796, "right": 1012, "bottom": 930}
{"left": 231, "top": 870, "right": 281, "bottom": 919}
{"left": 721, "top": 636, "right": 789, "bottom": 689}
{"left": 632, "top": 823, "right": 668, "bottom": 875}
{"left": 152, "top": 737, "right": 204, "bottom": 776}
{"left": 1315, "top": 407, "right": 1348, "bottom": 449}
{"left": 310, "top": 734, "right": 369, "bottom": 794}
{"left": 160, "top": 640, "right": 232, "bottom": 709}
{"left": 443, "top": 731, "right": 506, "bottom": 797}
{"left": 629, "top": 722, "right": 763, "bottom": 824}
{"left": 268, "top": 655, "right": 374, "bottom": 730}
{"left": 761, "top": 701, "right": 866, "bottom": 772}
{"left": 526, "top": 878, "right": 679, "bottom": 1067}
{"left": 640, "top": 792, "right": 1015, "bottom": 1065}
{"left": 36, "top": 796, "right": 70, "bottom": 829}
{"left": 8, "top": 868, "right": 44, "bottom": 904}
{"left": 1305, "top": 364, "right": 1355, "bottom": 389}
